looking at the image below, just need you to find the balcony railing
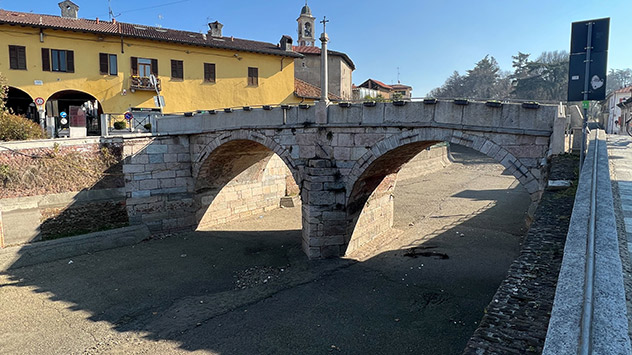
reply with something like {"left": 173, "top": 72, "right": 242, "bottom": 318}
{"left": 130, "top": 76, "right": 161, "bottom": 91}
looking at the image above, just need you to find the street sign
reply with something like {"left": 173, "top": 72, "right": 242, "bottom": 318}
{"left": 567, "top": 18, "right": 610, "bottom": 102}
{"left": 60, "top": 111, "right": 67, "bottom": 118}
{"left": 34, "top": 97, "right": 45, "bottom": 106}
{"left": 582, "top": 101, "right": 590, "bottom": 109}
{"left": 568, "top": 51, "right": 608, "bottom": 101}
{"left": 153, "top": 95, "right": 165, "bottom": 108}
{"left": 570, "top": 18, "right": 610, "bottom": 54}
{"left": 124, "top": 112, "right": 134, "bottom": 121}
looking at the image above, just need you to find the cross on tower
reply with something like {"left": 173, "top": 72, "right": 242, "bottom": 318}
{"left": 320, "top": 16, "right": 329, "bottom": 33}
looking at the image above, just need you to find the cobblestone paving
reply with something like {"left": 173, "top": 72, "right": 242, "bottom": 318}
{"left": 607, "top": 134, "right": 632, "bottom": 343}
{"left": 463, "top": 154, "right": 578, "bottom": 354}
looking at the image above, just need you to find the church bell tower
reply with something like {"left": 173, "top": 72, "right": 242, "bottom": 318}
{"left": 297, "top": 1, "right": 315, "bottom": 46}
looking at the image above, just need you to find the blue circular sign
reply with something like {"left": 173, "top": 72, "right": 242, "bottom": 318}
{"left": 124, "top": 112, "right": 133, "bottom": 120}
{"left": 60, "top": 111, "right": 67, "bottom": 118}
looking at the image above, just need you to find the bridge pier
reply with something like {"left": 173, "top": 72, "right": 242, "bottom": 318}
{"left": 301, "top": 159, "right": 348, "bottom": 258}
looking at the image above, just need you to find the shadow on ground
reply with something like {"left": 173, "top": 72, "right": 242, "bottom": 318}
{"left": 0, "top": 146, "right": 531, "bottom": 354}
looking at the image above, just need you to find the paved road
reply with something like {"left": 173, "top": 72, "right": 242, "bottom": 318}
{"left": 0, "top": 145, "right": 531, "bottom": 354}
{"left": 608, "top": 135, "right": 632, "bottom": 250}
{"left": 607, "top": 133, "right": 632, "bottom": 342}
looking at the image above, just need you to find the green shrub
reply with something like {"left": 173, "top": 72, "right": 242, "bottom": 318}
{"left": 0, "top": 113, "right": 46, "bottom": 141}
{"left": 143, "top": 123, "right": 152, "bottom": 131}
{"left": 113, "top": 121, "right": 126, "bottom": 129}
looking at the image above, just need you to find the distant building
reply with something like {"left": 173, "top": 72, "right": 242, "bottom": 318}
{"left": 604, "top": 86, "right": 632, "bottom": 134}
{"left": 353, "top": 79, "right": 412, "bottom": 101}
{"left": 617, "top": 96, "right": 632, "bottom": 134}
{"left": 292, "top": 2, "right": 355, "bottom": 100}
{"left": 0, "top": 1, "right": 302, "bottom": 134}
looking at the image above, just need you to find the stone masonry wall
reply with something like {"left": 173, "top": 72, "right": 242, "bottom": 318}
{"left": 0, "top": 138, "right": 126, "bottom": 247}
{"left": 197, "top": 154, "right": 293, "bottom": 228}
{"left": 122, "top": 136, "right": 196, "bottom": 231}
{"left": 346, "top": 173, "right": 397, "bottom": 255}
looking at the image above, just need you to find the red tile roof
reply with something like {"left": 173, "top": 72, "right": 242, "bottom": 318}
{"left": 0, "top": 9, "right": 302, "bottom": 58}
{"left": 294, "top": 79, "right": 341, "bottom": 101}
{"left": 391, "top": 84, "right": 412, "bottom": 90}
{"left": 358, "top": 79, "right": 393, "bottom": 90}
{"left": 615, "top": 86, "right": 632, "bottom": 94}
{"left": 293, "top": 46, "right": 356, "bottom": 70}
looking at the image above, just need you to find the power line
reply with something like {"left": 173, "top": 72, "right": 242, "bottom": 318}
{"left": 110, "top": 0, "right": 191, "bottom": 19}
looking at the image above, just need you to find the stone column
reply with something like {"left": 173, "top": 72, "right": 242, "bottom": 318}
{"left": 301, "top": 159, "right": 347, "bottom": 259}
{"left": 316, "top": 17, "right": 330, "bottom": 125}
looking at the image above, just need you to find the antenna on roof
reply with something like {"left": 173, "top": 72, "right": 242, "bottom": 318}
{"left": 397, "top": 67, "right": 401, "bottom": 84}
{"left": 108, "top": 0, "right": 115, "bottom": 21}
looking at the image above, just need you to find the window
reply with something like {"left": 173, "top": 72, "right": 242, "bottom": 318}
{"left": 247, "top": 67, "right": 258, "bottom": 86}
{"left": 9, "top": 45, "right": 26, "bottom": 70}
{"left": 171, "top": 59, "right": 184, "bottom": 79}
{"left": 99, "top": 53, "right": 117, "bottom": 75}
{"left": 131, "top": 57, "right": 158, "bottom": 77}
{"left": 204, "top": 63, "right": 216, "bottom": 83}
{"left": 41, "top": 48, "right": 74, "bottom": 72}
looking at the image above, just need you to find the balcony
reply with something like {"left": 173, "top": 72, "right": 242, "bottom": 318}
{"left": 129, "top": 76, "right": 161, "bottom": 92}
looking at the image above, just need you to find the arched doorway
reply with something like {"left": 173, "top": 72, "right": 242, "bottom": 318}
{"left": 6, "top": 87, "right": 37, "bottom": 122}
{"left": 46, "top": 90, "right": 103, "bottom": 136}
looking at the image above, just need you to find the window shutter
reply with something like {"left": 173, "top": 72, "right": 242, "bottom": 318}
{"left": 17, "top": 46, "right": 26, "bottom": 69}
{"left": 150, "top": 59, "right": 158, "bottom": 76}
{"left": 204, "top": 63, "right": 215, "bottom": 82}
{"left": 41, "top": 48, "right": 50, "bottom": 71}
{"left": 66, "top": 50, "right": 74, "bottom": 73}
{"left": 248, "top": 67, "right": 258, "bottom": 86}
{"left": 171, "top": 60, "right": 181, "bottom": 79}
{"left": 131, "top": 57, "right": 138, "bottom": 75}
{"left": 9, "top": 46, "right": 17, "bottom": 69}
{"left": 99, "top": 53, "right": 108, "bottom": 74}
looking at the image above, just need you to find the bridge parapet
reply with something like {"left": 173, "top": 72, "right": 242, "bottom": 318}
{"left": 543, "top": 130, "right": 631, "bottom": 354}
{"left": 155, "top": 100, "right": 557, "bottom": 136}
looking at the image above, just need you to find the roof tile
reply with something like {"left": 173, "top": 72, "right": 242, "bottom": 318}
{"left": 0, "top": 9, "right": 301, "bottom": 58}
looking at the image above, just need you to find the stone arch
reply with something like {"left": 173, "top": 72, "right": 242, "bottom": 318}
{"left": 5, "top": 86, "right": 36, "bottom": 121}
{"left": 193, "top": 130, "right": 300, "bottom": 186}
{"left": 192, "top": 131, "right": 301, "bottom": 229}
{"left": 343, "top": 128, "right": 542, "bottom": 255}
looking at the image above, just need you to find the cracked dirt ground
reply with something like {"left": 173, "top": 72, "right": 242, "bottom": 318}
{"left": 0, "top": 145, "right": 531, "bottom": 354}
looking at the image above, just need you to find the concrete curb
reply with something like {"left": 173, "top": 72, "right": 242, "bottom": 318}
{"left": 543, "top": 131, "right": 631, "bottom": 354}
{"left": 0, "top": 224, "right": 151, "bottom": 272}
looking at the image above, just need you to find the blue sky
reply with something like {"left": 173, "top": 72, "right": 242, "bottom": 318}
{"left": 1, "top": 0, "right": 629, "bottom": 96}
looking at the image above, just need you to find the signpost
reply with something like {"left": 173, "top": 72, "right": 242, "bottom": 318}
{"left": 149, "top": 74, "right": 163, "bottom": 114}
{"left": 567, "top": 18, "right": 609, "bottom": 169}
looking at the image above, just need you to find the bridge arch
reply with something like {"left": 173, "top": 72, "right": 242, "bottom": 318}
{"left": 193, "top": 131, "right": 301, "bottom": 229}
{"left": 343, "top": 128, "right": 542, "bottom": 255}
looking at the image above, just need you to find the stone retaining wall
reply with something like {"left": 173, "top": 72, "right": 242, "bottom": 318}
{"left": 197, "top": 155, "right": 294, "bottom": 228}
{"left": 0, "top": 188, "right": 127, "bottom": 246}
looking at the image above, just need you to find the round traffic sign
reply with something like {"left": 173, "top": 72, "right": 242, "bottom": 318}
{"left": 124, "top": 112, "right": 134, "bottom": 121}
{"left": 60, "top": 111, "right": 67, "bottom": 118}
{"left": 60, "top": 118, "right": 68, "bottom": 125}
{"left": 34, "top": 97, "right": 45, "bottom": 106}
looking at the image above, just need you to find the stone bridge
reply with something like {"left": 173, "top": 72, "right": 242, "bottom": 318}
{"left": 120, "top": 100, "right": 564, "bottom": 258}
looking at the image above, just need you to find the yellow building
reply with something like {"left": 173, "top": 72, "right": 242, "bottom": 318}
{"left": 0, "top": 1, "right": 302, "bottom": 133}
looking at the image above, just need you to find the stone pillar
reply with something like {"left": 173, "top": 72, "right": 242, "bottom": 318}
{"left": 549, "top": 103, "right": 567, "bottom": 155}
{"left": 319, "top": 26, "right": 329, "bottom": 104}
{"left": 301, "top": 159, "right": 347, "bottom": 259}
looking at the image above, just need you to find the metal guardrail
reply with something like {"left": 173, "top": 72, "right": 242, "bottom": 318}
{"left": 543, "top": 130, "right": 631, "bottom": 354}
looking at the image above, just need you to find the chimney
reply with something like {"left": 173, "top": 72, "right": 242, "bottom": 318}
{"left": 280, "top": 35, "right": 293, "bottom": 52}
{"left": 58, "top": 0, "right": 79, "bottom": 19}
{"left": 208, "top": 21, "right": 223, "bottom": 38}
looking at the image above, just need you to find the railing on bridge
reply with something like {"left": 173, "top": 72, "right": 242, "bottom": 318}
{"left": 543, "top": 130, "right": 631, "bottom": 354}
{"left": 152, "top": 100, "right": 558, "bottom": 138}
